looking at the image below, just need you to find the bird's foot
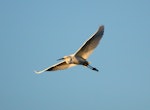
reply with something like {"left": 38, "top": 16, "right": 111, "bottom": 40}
{"left": 87, "top": 65, "right": 99, "bottom": 72}
{"left": 92, "top": 68, "right": 99, "bottom": 72}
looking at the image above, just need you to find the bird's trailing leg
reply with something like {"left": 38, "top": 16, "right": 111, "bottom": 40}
{"left": 87, "top": 65, "right": 99, "bottom": 72}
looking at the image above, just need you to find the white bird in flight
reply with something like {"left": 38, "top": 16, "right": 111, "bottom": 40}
{"left": 35, "top": 25, "right": 104, "bottom": 74}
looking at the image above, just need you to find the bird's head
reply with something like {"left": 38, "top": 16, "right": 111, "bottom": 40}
{"left": 57, "top": 57, "right": 64, "bottom": 61}
{"left": 57, "top": 56, "right": 72, "bottom": 64}
{"left": 57, "top": 56, "right": 68, "bottom": 61}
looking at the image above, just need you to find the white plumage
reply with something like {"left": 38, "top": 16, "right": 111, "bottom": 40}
{"left": 35, "top": 25, "right": 104, "bottom": 74}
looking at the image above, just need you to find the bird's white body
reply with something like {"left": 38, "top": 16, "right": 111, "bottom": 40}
{"left": 62, "top": 55, "right": 89, "bottom": 65}
{"left": 35, "top": 25, "right": 104, "bottom": 74}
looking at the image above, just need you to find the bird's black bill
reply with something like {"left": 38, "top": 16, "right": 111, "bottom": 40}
{"left": 57, "top": 58, "right": 64, "bottom": 61}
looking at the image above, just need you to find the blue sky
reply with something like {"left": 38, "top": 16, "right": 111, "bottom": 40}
{"left": 0, "top": 0, "right": 150, "bottom": 110}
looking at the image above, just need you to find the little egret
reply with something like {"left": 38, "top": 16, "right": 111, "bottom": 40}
{"left": 35, "top": 25, "right": 104, "bottom": 74}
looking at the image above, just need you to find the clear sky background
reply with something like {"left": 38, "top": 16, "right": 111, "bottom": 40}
{"left": 0, "top": 0, "right": 150, "bottom": 110}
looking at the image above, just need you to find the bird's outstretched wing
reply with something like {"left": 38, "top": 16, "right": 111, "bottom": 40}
{"left": 35, "top": 61, "right": 76, "bottom": 74}
{"left": 74, "top": 25, "right": 104, "bottom": 59}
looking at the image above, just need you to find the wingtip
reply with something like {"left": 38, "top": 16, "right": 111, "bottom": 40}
{"left": 95, "top": 25, "right": 104, "bottom": 36}
{"left": 34, "top": 70, "right": 43, "bottom": 74}
{"left": 99, "top": 25, "right": 104, "bottom": 31}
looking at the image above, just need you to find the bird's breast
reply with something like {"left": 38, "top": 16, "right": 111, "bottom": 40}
{"left": 73, "top": 56, "right": 88, "bottom": 65}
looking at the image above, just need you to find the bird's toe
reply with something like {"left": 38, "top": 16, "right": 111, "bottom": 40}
{"left": 93, "top": 68, "right": 99, "bottom": 72}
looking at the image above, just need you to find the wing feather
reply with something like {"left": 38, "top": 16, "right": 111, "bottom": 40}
{"left": 74, "top": 25, "right": 104, "bottom": 59}
{"left": 35, "top": 61, "right": 76, "bottom": 74}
